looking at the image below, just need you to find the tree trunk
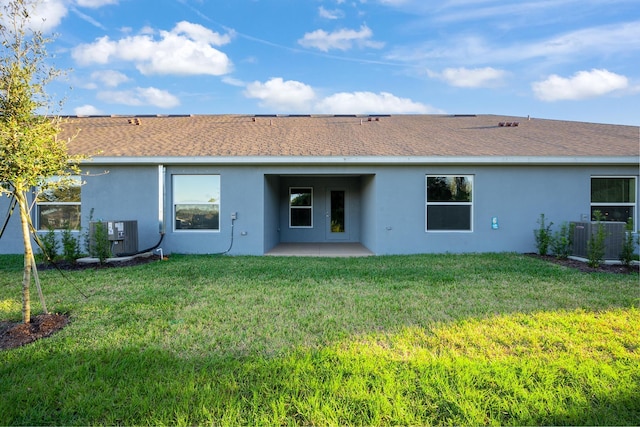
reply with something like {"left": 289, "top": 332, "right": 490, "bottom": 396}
{"left": 14, "top": 190, "right": 33, "bottom": 324}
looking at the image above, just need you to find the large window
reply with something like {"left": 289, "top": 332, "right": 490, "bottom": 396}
{"left": 36, "top": 176, "right": 82, "bottom": 230}
{"left": 426, "top": 175, "right": 473, "bottom": 231}
{"left": 290, "top": 187, "right": 313, "bottom": 228}
{"left": 173, "top": 174, "right": 220, "bottom": 230}
{"left": 591, "top": 177, "right": 636, "bottom": 223}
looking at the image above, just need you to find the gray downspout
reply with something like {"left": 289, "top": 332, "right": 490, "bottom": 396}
{"left": 158, "top": 164, "right": 166, "bottom": 235}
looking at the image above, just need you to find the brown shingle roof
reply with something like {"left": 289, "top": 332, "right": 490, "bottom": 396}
{"left": 62, "top": 114, "right": 640, "bottom": 159}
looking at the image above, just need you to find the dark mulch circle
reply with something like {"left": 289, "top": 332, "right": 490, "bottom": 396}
{"left": 0, "top": 313, "right": 69, "bottom": 351}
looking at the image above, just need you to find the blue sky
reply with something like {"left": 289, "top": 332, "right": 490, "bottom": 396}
{"left": 23, "top": 0, "right": 640, "bottom": 125}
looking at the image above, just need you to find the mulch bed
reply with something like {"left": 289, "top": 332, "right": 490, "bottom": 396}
{"left": 0, "top": 313, "right": 69, "bottom": 351}
{"left": 38, "top": 253, "right": 162, "bottom": 271}
{"left": 1, "top": 254, "right": 637, "bottom": 351}
{"left": 526, "top": 253, "right": 639, "bottom": 274}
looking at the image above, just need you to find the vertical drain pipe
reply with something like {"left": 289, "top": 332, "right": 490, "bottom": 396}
{"left": 156, "top": 164, "right": 166, "bottom": 259}
{"left": 158, "top": 164, "right": 166, "bottom": 235}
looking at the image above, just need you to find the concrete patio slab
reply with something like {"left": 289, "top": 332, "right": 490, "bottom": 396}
{"left": 266, "top": 243, "right": 374, "bottom": 257}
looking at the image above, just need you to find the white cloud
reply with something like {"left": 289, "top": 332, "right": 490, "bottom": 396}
{"left": 298, "top": 25, "right": 384, "bottom": 52}
{"left": 7, "top": 0, "right": 69, "bottom": 33}
{"left": 222, "top": 77, "right": 246, "bottom": 87}
{"left": 72, "top": 36, "right": 120, "bottom": 64}
{"left": 386, "top": 34, "right": 491, "bottom": 65}
{"left": 139, "top": 25, "right": 155, "bottom": 35}
{"left": 75, "top": 0, "right": 118, "bottom": 7}
{"left": 72, "top": 21, "right": 233, "bottom": 76}
{"left": 519, "top": 21, "right": 640, "bottom": 61}
{"left": 74, "top": 104, "right": 103, "bottom": 116}
{"left": 377, "top": 0, "right": 411, "bottom": 5}
{"left": 97, "top": 87, "right": 180, "bottom": 108}
{"left": 433, "top": 0, "right": 561, "bottom": 24}
{"left": 172, "top": 21, "right": 234, "bottom": 45}
{"left": 427, "top": 67, "right": 508, "bottom": 88}
{"left": 387, "top": 20, "right": 640, "bottom": 67}
{"left": 319, "top": 6, "right": 344, "bottom": 19}
{"left": 244, "top": 78, "right": 316, "bottom": 111}
{"left": 244, "top": 78, "right": 439, "bottom": 114}
{"left": 70, "top": 7, "right": 106, "bottom": 29}
{"left": 315, "top": 91, "right": 439, "bottom": 114}
{"left": 532, "top": 69, "right": 630, "bottom": 101}
{"left": 90, "top": 70, "right": 130, "bottom": 87}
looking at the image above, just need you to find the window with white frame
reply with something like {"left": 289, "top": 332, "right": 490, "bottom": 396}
{"left": 36, "top": 176, "right": 82, "bottom": 230}
{"left": 591, "top": 176, "right": 636, "bottom": 223}
{"left": 426, "top": 175, "right": 473, "bottom": 231}
{"left": 290, "top": 187, "right": 313, "bottom": 228}
{"left": 173, "top": 174, "right": 220, "bottom": 230}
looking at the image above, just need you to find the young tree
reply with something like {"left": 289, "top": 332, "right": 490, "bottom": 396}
{"left": 0, "top": 0, "right": 83, "bottom": 323}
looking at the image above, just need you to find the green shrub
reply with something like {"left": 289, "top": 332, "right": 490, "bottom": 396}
{"left": 39, "top": 227, "right": 59, "bottom": 264}
{"left": 551, "top": 221, "right": 575, "bottom": 259}
{"left": 81, "top": 208, "right": 94, "bottom": 255}
{"left": 61, "top": 224, "right": 81, "bottom": 263}
{"left": 534, "top": 213, "right": 553, "bottom": 255}
{"left": 90, "top": 220, "right": 111, "bottom": 263}
{"left": 620, "top": 217, "right": 637, "bottom": 267}
{"left": 587, "top": 211, "right": 606, "bottom": 268}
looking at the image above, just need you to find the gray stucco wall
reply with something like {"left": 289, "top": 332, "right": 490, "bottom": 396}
{"left": 372, "top": 164, "right": 637, "bottom": 255}
{"left": 161, "top": 165, "right": 267, "bottom": 255}
{"left": 371, "top": 165, "right": 589, "bottom": 255}
{"left": 263, "top": 175, "right": 281, "bottom": 254}
{"left": 82, "top": 165, "right": 161, "bottom": 252}
{"left": 359, "top": 174, "right": 377, "bottom": 253}
{"left": 1, "top": 163, "right": 638, "bottom": 256}
{"left": 0, "top": 195, "right": 23, "bottom": 254}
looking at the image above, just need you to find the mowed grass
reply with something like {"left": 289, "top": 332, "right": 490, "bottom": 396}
{"left": 0, "top": 253, "right": 638, "bottom": 425}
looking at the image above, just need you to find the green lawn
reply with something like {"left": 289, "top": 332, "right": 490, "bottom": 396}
{"left": 0, "top": 253, "right": 638, "bottom": 426}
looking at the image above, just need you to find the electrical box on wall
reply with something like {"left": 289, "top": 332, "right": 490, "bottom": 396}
{"left": 107, "top": 221, "right": 131, "bottom": 241}
{"left": 491, "top": 217, "right": 499, "bottom": 229}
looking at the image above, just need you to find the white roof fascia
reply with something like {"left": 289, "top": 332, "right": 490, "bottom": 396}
{"left": 80, "top": 155, "right": 639, "bottom": 166}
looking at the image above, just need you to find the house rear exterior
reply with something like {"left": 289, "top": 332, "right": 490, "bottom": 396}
{"left": 1, "top": 114, "right": 638, "bottom": 256}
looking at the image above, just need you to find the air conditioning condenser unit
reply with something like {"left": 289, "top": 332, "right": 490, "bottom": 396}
{"left": 571, "top": 221, "right": 625, "bottom": 260}
{"left": 90, "top": 220, "right": 138, "bottom": 256}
